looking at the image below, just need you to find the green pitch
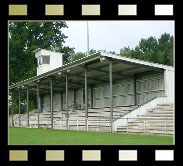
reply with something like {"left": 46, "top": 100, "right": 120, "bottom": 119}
{"left": 9, "top": 127, "right": 173, "bottom": 145}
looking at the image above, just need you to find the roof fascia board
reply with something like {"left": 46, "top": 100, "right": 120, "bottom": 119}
{"left": 9, "top": 54, "right": 100, "bottom": 90}
{"left": 101, "top": 53, "right": 173, "bottom": 71}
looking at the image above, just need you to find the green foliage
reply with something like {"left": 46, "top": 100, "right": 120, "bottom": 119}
{"left": 120, "top": 46, "right": 133, "bottom": 57}
{"left": 55, "top": 46, "right": 75, "bottom": 64}
{"left": 71, "top": 52, "right": 86, "bottom": 61}
{"left": 120, "top": 33, "right": 174, "bottom": 66}
{"left": 70, "top": 49, "right": 97, "bottom": 62}
{"left": 9, "top": 22, "right": 70, "bottom": 84}
{"left": 9, "top": 22, "right": 72, "bottom": 113}
{"left": 10, "top": 93, "right": 36, "bottom": 115}
{"left": 89, "top": 49, "right": 97, "bottom": 55}
{"left": 9, "top": 22, "right": 173, "bottom": 115}
{"left": 109, "top": 51, "right": 116, "bottom": 54}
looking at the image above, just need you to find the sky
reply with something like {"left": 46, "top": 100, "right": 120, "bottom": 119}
{"left": 61, "top": 21, "right": 174, "bottom": 54}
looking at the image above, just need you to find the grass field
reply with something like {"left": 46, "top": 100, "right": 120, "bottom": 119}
{"left": 9, "top": 127, "right": 173, "bottom": 145}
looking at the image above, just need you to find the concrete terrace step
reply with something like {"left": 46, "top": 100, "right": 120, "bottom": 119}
{"left": 117, "top": 126, "right": 173, "bottom": 131}
{"left": 54, "top": 120, "right": 111, "bottom": 124}
{"left": 128, "top": 119, "right": 173, "bottom": 122}
{"left": 117, "top": 130, "right": 173, "bottom": 135}
{"left": 118, "top": 126, "right": 173, "bottom": 131}
{"left": 148, "top": 109, "right": 174, "bottom": 113}
{"left": 117, "top": 103, "right": 174, "bottom": 136}
{"left": 152, "top": 106, "right": 174, "bottom": 110}
{"left": 28, "top": 121, "right": 51, "bottom": 125}
{"left": 117, "top": 130, "right": 174, "bottom": 135}
{"left": 127, "top": 123, "right": 174, "bottom": 127}
{"left": 14, "top": 105, "right": 134, "bottom": 126}
{"left": 148, "top": 111, "right": 174, "bottom": 115}
{"left": 138, "top": 113, "right": 173, "bottom": 117}
{"left": 157, "top": 103, "right": 173, "bottom": 107}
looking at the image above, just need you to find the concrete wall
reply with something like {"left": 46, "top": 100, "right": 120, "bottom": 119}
{"left": 93, "top": 78, "right": 134, "bottom": 108}
{"left": 36, "top": 49, "right": 63, "bottom": 76}
{"left": 164, "top": 68, "right": 175, "bottom": 103}
{"left": 136, "top": 72, "right": 165, "bottom": 105}
{"left": 62, "top": 90, "right": 74, "bottom": 109}
{"left": 42, "top": 72, "right": 166, "bottom": 112}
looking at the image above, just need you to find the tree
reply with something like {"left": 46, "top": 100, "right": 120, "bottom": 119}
{"left": 55, "top": 46, "right": 75, "bottom": 64}
{"left": 120, "top": 46, "right": 133, "bottom": 57}
{"left": 136, "top": 36, "right": 158, "bottom": 62}
{"left": 89, "top": 49, "right": 97, "bottom": 55}
{"left": 119, "top": 33, "right": 173, "bottom": 66}
{"left": 9, "top": 22, "right": 73, "bottom": 84}
{"left": 71, "top": 52, "right": 86, "bottom": 61}
{"left": 70, "top": 49, "right": 98, "bottom": 62}
{"left": 9, "top": 21, "right": 73, "bottom": 113}
{"left": 156, "top": 33, "right": 173, "bottom": 66}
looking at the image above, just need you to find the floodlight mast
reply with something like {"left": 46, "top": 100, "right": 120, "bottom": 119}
{"left": 87, "top": 21, "right": 89, "bottom": 56}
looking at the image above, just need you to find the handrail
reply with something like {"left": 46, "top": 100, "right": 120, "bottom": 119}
{"left": 117, "top": 116, "right": 172, "bottom": 136}
{"left": 117, "top": 117, "right": 173, "bottom": 120}
{"left": 54, "top": 116, "right": 111, "bottom": 121}
{"left": 90, "top": 104, "right": 136, "bottom": 109}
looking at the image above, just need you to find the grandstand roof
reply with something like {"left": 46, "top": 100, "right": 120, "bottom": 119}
{"left": 9, "top": 51, "right": 174, "bottom": 95}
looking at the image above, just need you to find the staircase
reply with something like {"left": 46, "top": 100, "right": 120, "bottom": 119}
{"left": 117, "top": 104, "right": 174, "bottom": 136}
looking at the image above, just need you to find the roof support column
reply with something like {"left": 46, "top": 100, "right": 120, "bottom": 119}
{"left": 61, "top": 92, "right": 63, "bottom": 111}
{"left": 11, "top": 91, "right": 14, "bottom": 126}
{"left": 37, "top": 83, "right": 40, "bottom": 128}
{"left": 18, "top": 88, "right": 21, "bottom": 126}
{"left": 134, "top": 76, "right": 137, "bottom": 105}
{"left": 50, "top": 79, "right": 53, "bottom": 129}
{"left": 26, "top": 87, "right": 29, "bottom": 127}
{"left": 85, "top": 66, "right": 88, "bottom": 131}
{"left": 66, "top": 73, "right": 69, "bottom": 130}
{"left": 40, "top": 96, "right": 43, "bottom": 113}
{"left": 74, "top": 89, "right": 76, "bottom": 110}
{"left": 91, "top": 86, "right": 94, "bottom": 109}
{"left": 109, "top": 59, "right": 113, "bottom": 132}
{"left": 61, "top": 92, "right": 63, "bottom": 118}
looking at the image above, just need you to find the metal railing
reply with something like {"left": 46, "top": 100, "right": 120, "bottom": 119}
{"left": 9, "top": 116, "right": 174, "bottom": 136}
{"left": 9, "top": 116, "right": 112, "bottom": 132}
{"left": 54, "top": 117, "right": 112, "bottom": 132}
{"left": 118, "top": 117, "right": 174, "bottom": 136}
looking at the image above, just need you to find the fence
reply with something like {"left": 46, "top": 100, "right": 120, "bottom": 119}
{"left": 9, "top": 116, "right": 174, "bottom": 136}
{"left": 9, "top": 116, "right": 112, "bottom": 133}
{"left": 113, "top": 96, "right": 170, "bottom": 131}
{"left": 117, "top": 117, "right": 174, "bottom": 136}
